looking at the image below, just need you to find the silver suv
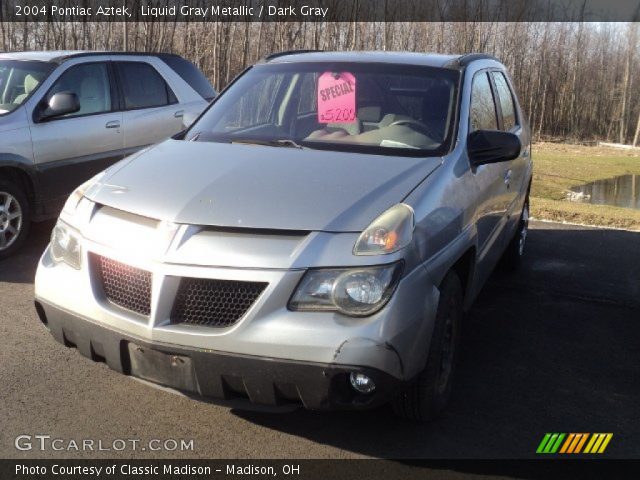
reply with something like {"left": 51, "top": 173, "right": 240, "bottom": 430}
{"left": 0, "top": 51, "right": 215, "bottom": 257}
{"left": 34, "top": 51, "right": 532, "bottom": 421}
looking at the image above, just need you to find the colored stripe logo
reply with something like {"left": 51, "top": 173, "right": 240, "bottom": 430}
{"left": 536, "top": 433, "right": 613, "bottom": 454}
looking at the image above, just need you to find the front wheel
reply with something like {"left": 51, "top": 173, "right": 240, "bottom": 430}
{"left": 0, "top": 180, "right": 31, "bottom": 259}
{"left": 392, "top": 270, "right": 463, "bottom": 422}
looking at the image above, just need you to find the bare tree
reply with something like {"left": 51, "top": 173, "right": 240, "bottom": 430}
{"left": 1, "top": 17, "right": 639, "bottom": 144}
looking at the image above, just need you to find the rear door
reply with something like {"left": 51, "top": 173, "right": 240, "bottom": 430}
{"left": 114, "top": 60, "right": 184, "bottom": 152}
{"left": 29, "top": 60, "right": 124, "bottom": 206}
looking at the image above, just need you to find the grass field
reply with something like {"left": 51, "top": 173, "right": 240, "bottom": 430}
{"left": 531, "top": 143, "right": 640, "bottom": 230}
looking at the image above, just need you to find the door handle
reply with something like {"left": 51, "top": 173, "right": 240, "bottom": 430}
{"left": 174, "top": 110, "right": 184, "bottom": 118}
{"left": 105, "top": 120, "right": 120, "bottom": 129}
{"left": 504, "top": 169, "right": 512, "bottom": 184}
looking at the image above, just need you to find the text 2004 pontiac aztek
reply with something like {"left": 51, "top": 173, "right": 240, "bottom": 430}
{"left": 35, "top": 51, "right": 532, "bottom": 421}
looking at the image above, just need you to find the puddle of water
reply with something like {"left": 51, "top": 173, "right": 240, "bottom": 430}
{"left": 567, "top": 174, "right": 640, "bottom": 209}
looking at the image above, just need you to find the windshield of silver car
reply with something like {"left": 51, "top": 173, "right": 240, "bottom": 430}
{"left": 0, "top": 60, "right": 55, "bottom": 115}
{"left": 186, "top": 62, "right": 459, "bottom": 157}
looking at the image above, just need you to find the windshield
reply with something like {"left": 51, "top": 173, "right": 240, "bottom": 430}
{"left": 186, "top": 62, "right": 459, "bottom": 156}
{"left": 0, "top": 60, "right": 54, "bottom": 115}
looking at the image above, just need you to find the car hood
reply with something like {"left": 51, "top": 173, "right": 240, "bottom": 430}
{"left": 88, "top": 139, "right": 441, "bottom": 232}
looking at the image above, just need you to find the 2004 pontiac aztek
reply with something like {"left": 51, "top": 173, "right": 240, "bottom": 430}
{"left": 34, "top": 51, "right": 532, "bottom": 422}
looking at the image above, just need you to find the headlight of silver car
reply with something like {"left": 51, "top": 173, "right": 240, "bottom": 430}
{"left": 288, "top": 262, "right": 403, "bottom": 316}
{"left": 353, "top": 203, "right": 414, "bottom": 255}
{"left": 50, "top": 221, "right": 82, "bottom": 269}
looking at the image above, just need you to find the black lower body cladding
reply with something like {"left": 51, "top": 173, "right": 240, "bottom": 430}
{"left": 34, "top": 300, "right": 401, "bottom": 410}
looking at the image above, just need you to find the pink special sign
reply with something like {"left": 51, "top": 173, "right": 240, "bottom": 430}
{"left": 317, "top": 72, "right": 357, "bottom": 123}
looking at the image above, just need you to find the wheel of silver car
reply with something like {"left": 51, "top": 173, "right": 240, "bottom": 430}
{"left": 392, "top": 270, "right": 463, "bottom": 422}
{"left": 435, "top": 294, "right": 459, "bottom": 395}
{"left": 501, "top": 195, "right": 530, "bottom": 271}
{"left": 0, "top": 180, "right": 30, "bottom": 259}
{"left": 517, "top": 201, "right": 529, "bottom": 256}
{"left": 0, "top": 192, "right": 22, "bottom": 249}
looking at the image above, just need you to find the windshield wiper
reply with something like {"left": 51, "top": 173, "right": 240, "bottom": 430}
{"left": 231, "top": 139, "right": 306, "bottom": 149}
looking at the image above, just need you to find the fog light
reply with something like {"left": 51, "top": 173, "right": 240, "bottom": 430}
{"left": 349, "top": 372, "right": 376, "bottom": 394}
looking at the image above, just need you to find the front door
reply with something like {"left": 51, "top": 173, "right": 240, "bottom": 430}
{"left": 468, "top": 70, "right": 509, "bottom": 272}
{"left": 490, "top": 70, "right": 530, "bottom": 238}
{"left": 30, "top": 61, "right": 124, "bottom": 207}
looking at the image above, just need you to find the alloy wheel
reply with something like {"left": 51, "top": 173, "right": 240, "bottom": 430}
{"left": 0, "top": 191, "right": 22, "bottom": 251}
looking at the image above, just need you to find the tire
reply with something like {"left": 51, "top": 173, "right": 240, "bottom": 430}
{"left": 392, "top": 270, "right": 463, "bottom": 422}
{"left": 501, "top": 195, "right": 530, "bottom": 271}
{"left": 0, "top": 180, "right": 31, "bottom": 260}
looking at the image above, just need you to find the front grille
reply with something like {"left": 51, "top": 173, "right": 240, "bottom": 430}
{"left": 92, "top": 254, "right": 152, "bottom": 316}
{"left": 170, "top": 278, "right": 267, "bottom": 327}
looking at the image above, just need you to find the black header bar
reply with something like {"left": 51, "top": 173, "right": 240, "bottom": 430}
{"left": 1, "top": 0, "right": 639, "bottom": 22}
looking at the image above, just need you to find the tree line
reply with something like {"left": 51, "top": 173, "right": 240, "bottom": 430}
{"left": 1, "top": 21, "right": 639, "bottom": 145}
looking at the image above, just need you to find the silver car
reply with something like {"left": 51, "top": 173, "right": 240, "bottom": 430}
{"left": 34, "top": 51, "right": 532, "bottom": 421}
{"left": 0, "top": 51, "right": 215, "bottom": 258}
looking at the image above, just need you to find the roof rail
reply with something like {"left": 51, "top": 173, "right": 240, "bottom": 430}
{"left": 454, "top": 53, "right": 501, "bottom": 68}
{"left": 260, "top": 50, "right": 324, "bottom": 63}
{"left": 53, "top": 51, "right": 180, "bottom": 64}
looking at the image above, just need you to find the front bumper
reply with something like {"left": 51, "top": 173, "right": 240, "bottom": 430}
{"left": 35, "top": 300, "right": 401, "bottom": 410}
{"left": 35, "top": 206, "right": 441, "bottom": 409}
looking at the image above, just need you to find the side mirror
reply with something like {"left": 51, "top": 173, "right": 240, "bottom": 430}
{"left": 467, "top": 130, "right": 521, "bottom": 166}
{"left": 182, "top": 111, "right": 198, "bottom": 129}
{"left": 37, "top": 92, "right": 80, "bottom": 121}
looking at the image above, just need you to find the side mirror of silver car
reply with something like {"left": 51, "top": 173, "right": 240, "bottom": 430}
{"left": 467, "top": 130, "right": 521, "bottom": 166}
{"left": 36, "top": 92, "right": 80, "bottom": 122}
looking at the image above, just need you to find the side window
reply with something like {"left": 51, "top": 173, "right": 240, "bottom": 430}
{"left": 492, "top": 72, "right": 518, "bottom": 131}
{"left": 469, "top": 72, "right": 498, "bottom": 132}
{"left": 158, "top": 55, "right": 216, "bottom": 101}
{"left": 47, "top": 63, "right": 111, "bottom": 117}
{"left": 116, "top": 62, "right": 176, "bottom": 109}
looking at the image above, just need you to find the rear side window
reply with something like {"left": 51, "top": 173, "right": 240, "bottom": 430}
{"left": 492, "top": 72, "right": 517, "bottom": 131}
{"left": 469, "top": 72, "right": 498, "bottom": 132}
{"left": 116, "top": 62, "right": 176, "bottom": 109}
{"left": 158, "top": 55, "right": 216, "bottom": 101}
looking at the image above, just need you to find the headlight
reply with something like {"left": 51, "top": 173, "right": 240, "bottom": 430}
{"left": 62, "top": 171, "right": 105, "bottom": 215}
{"left": 354, "top": 203, "right": 414, "bottom": 255}
{"left": 50, "top": 221, "right": 81, "bottom": 269}
{"left": 288, "top": 262, "right": 403, "bottom": 316}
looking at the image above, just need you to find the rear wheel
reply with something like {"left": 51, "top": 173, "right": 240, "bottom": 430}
{"left": 392, "top": 270, "right": 463, "bottom": 422}
{"left": 501, "top": 196, "right": 529, "bottom": 271}
{"left": 0, "top": 180, "right": 31, "bottom": 259}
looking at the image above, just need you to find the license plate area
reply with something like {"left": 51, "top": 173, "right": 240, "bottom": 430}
{"left": 127, "top": 343, "right": 197, "bottom": 392}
